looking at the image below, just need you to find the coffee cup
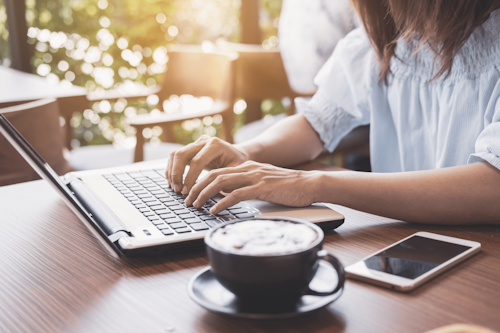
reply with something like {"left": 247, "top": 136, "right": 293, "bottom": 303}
{"left": 204, "top": 216, "right": 345, "bottom": 301}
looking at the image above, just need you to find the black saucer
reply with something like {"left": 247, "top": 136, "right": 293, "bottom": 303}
{"left": 187, "top": 261, "right": 343, "bottom": 319}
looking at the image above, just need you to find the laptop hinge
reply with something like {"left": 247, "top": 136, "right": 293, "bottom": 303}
{"left": 108, "top": 231, "right": 129, "bottom": 243}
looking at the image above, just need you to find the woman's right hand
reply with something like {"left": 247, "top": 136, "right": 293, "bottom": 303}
{"left": 166, "top": 135, "right": 250, "bottom": 194}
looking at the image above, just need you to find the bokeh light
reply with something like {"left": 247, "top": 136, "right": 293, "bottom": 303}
{"left": 0, "top": 0, "right": 282, "bottom": 148}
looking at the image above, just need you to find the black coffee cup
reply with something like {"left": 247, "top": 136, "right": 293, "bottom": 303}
{"left": 205, "top": 216, "right": 345, "bottom": 301}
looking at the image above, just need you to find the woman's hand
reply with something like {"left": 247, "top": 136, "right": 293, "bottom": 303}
{"left": 166, "top": 135, "right": 250, "bottom": 194}
{"left": 184, "top": 161, "right": 322, "bottom": 214}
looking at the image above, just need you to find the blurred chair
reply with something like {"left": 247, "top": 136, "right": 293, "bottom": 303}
{"left": 0, "top": 99, "right": 71, "bottom": 186}
{"left": 126, "top": 45, "right": 238, "bottom": 162}
{"left": 217, "top": 40, "right": 315, "bottom": 143}
{"left": 71, "top": 45, "right": 238, "bottom": 169}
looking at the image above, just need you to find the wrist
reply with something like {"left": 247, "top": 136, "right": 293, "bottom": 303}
{"left": 234, "top": 142, "right": 264, "bottom": 162}
{"left": 310, "top": 171, "right": 345, "bottom": 204}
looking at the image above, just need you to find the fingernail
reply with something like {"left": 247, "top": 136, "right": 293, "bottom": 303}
{"left": 181, "top": 185, "right": 188, "bottom": 195}
{"left": 174, "top": 184, "right": 180, "bottom": 192}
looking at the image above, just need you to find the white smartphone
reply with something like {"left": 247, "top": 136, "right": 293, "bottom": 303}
{"left": 345, "top": 231, "right": 481, "bottom": 292}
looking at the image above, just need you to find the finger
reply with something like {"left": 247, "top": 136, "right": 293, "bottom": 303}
{"left": 181, "top": 142, "right": 224, "bottom": 195}
{"left": 169, "top": 139, "right": 209, "bottom": 192}
{"left": 192, "top": 173, "right": 252, "bottom": 208}
{"left": 185, "top": 167, "right": 241, "bottom": 206}
{"left": 210, "top": 185, "right": 261, "bottom": 214}
{"left": 166, "top": 151, "right": 174, "bottom": 187}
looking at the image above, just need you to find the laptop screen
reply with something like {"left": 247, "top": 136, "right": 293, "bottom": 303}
{"left": 0, "top": 113, "right": 120, "bottom": 257}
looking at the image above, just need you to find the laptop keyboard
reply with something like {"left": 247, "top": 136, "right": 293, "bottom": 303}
{"left": 102, "top": 169, "right": 255, "bottom": 236}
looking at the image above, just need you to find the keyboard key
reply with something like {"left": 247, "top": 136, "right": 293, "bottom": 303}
{"left": 124, "top": 193, "right": 135, "bottom": 198}
{"left": 190, "top": 222, "right": 209, "bottom": 231}
{"left": 159, "top": 213, "right": 175, "bottom": 219}
{"left": 157, "top": 224, "right": 170, "bottom": 230}
{"left": 128, "top": 186, "right": 142, "bottom": 191}
{"left": 150, "top": 205, "right": 166, "bottom": 211}
{"left": 143, "top": 211, "right": 155, "bottom": 217}
{"left": 142, "top": 197, "right": 157, "bottom": 202}
{"left": 174, "top": 209, "right": 190, "bottom": 215}
{"left": 179, "top": 213, "right": 196, "bottom": 219}
{"left": 165, "top": 217, "right": 182, "bottom": 224}
{"left": 159, "top": 197, "right": 174, "bottom": 202}
{"left": 114, "top": 173, "right": 133, "bottom": 181}
{"left": 130, "top": 200, "right": 141, "bottom": 205}
{"left": 220, "top": 216, "right": 238, "bottom": 222}
{"left": 235, "top": 213, "right": 254, "bottom": 219}
{"left": 138, "top": 208, "right": 151, "bottom": 213}
{"left": 147, "top": 216, "right": 159, "bottom": 221}
{"left": 175, "top": 227, "right": 192, "bottom": 234}
{"left": 137, "top": 194, "right": 153, "bottom": 200}
{"left": 127, "top": 172, "right": 143, "bottom": 178}
{"left": 228, "top": 208, "right": 248, "bottom": 214}
{"left": 150, "top": 190, "right": 164, "bottom": 195}
{"left": 155, "top": 194, "right": 170, "bottom": 199}
{"left": 140, "top": 170, "right": 160, "bottom": 178}
{"left": 135, "top": 204, "right": 147, "bottom": 209}
{"left": 170, "top": 222, "right": 188, "bottom": 229}
{"left": 229, "top": 205, "right": 242, "bottom": 209}
{"left": 133, "top": 190, "right": 148, "bottom": 195}
{"left": 170, "top": 205, "right": 185, "bottom": 210}
{"left": 151, "top": 220, "right": 164, "bottom": 225}
{"left": 163, "top": 201, "right": 179, "bottom": 206}
{"left": 155, "top": 209, "right": 171, "bottom": 215}
{"left": 185, "top": 218, "right": 201, "bottom": 224}
{"left": 145, "top": 201, "right": 161, "bottom": 206}
{"left": 161, "top": 229, "right": 174, "bottom": 236}
{"left": 142, "top": 184, "right": 157, "bottom": 188}
{"left": 200, "top": 215, "right": 217, "bottom": 221}
{"left": 205, "top": 220, "right": 218, "bottom": 228}
{"left": 194, "top": 211, "right": 208, "bottom": 216}
{"left": 216, "top": 210, "right": 231, "bottom": 216}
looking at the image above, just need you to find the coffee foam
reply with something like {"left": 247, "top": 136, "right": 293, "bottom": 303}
{"left": 210, "top": 220, "right": 318, "bottom": 256}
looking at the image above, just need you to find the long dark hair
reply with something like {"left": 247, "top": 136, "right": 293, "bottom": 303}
{"left": 351, "top": 0, "right": 500, "bottom": 82}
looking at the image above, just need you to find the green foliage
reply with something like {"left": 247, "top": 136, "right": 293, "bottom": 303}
{"left": 0, "top": 0, "right": 10, "bottom": 63}
{"left": 1, "top": 0, "right": 282, "bottom": 148}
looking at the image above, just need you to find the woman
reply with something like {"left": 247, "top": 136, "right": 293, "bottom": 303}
{"left": 167, "top": 0, "right": 500, "bottom": 225}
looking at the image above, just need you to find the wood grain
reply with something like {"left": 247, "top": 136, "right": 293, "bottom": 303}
{"left": 0, "top": 174, "right": 499, "bottom": 333}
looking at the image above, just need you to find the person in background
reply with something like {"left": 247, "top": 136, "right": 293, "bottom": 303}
{"left": 167, "top": 0, "right": 500, "bottom": 225}
{"left": 278, "top": 0, "right": 358, "bottom": 93}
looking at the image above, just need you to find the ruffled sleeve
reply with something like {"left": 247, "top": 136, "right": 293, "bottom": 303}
{"left": 468, "top": 109, "right": 500, "bottom": 170}
{"left": 297, "top": 27, "right": 380, "bottom": 152}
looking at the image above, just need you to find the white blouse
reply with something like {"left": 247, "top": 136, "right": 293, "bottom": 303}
{"left": 298, "top": 10, "right": 500, "bottom": 173}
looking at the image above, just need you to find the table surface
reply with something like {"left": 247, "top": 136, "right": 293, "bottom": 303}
{"left": 0, "top": 66, "right": 87, "bottom": 106}
{"left": 0, "top": 162, "right": 499, "bottom": 333}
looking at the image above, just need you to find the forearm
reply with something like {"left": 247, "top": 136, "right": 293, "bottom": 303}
{"left": 315, "top": 162, "right": 500, "bottom": 225}
{"left": 235, "top": 114, "right": 324, "bottom": 167}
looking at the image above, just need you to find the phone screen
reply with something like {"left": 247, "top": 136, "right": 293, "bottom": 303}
{"left": 364, "top": 236, "right": 471, "bottom": 280}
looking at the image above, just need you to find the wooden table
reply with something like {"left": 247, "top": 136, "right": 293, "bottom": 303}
{"left": 0, "top": 164, "right": 499, "bottom": 333}
{"left": 0, "top": 66, "right": 88, "bottom": 148}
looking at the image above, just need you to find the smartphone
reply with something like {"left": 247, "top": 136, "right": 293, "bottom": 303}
{"left": 345, "top": 231, "right": 481, "bottom": 292}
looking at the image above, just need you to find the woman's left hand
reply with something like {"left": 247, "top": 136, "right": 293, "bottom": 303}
{"left": 184, "top": 161, "right": 322, "bottom": 214}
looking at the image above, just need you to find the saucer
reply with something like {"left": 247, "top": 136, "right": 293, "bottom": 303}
{"left": 187, "top": 261, "right": 343, "bottom": 319}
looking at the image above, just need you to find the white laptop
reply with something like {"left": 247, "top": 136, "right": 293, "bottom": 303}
{"left": 0, "top": 114, "right": 344, "bottom": 258}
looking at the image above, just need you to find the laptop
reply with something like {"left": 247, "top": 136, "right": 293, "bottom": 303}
{"left": 0, "top": 113, "right": 344, "bottom": 258}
